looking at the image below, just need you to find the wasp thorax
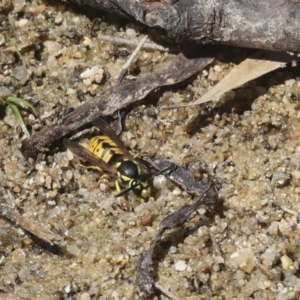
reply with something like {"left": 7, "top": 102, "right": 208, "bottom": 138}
{"left": 116, "top": 159, "right": 140, "bottom": 181}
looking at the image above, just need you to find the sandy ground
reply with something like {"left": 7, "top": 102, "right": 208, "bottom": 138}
{"left": 1, "top": 1, "right": 300, "bottom": 299}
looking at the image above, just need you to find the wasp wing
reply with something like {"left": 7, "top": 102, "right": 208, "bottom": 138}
{"left": 92, "top": 118, "right": 134, "bottom": 160}
{"left": 64, "top": 138, "right": 116, "bottom": 174}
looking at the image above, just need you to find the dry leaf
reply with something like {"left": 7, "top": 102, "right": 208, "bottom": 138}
{"left": 167, "top": 51, "right": 293, "bottom": 108}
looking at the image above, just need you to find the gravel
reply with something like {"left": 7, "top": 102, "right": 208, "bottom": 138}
{"left": 1, "top": 1, "right": 300, "bottom": 300}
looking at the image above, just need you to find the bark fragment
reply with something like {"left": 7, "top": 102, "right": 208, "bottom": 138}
{"left": 63, "top": 0, "right": 300, "bottom": 53}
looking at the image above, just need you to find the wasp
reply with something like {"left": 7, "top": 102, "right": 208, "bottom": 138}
{"left": 64, "top": 118, "right": 171, "bottom": 199}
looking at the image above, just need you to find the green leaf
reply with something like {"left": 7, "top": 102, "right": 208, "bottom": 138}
{"left": 6, "top": 97, "right": 37, "bottom": 116}
{"left": 6, "top": 96, "right": 37, "bottom": 138}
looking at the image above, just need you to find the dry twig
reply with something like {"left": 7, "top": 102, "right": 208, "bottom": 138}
{"left": 21, "top": 54, "right": 213, "bottom": 159}
{"left": 0, "top": 204, "right": 61, "bottom": 244}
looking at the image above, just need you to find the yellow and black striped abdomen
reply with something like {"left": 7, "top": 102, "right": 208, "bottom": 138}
{"left": 87, "top": 135, "right": 151, "bottom": 198}
{"left": 88, "top": 136, "right": 124, "bottom": 164}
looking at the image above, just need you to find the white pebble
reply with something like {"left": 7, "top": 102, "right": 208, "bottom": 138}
{"left": 230, "top": 248, "right": 255, "bottom": 273}
{"left": 186, "top": 265, "right": 193, "bottom": 272}
{"left": 285, "top": 79, "right": 295, "bottom": 87}
{"left": 126, "top": 248, "right": 136, "bottom": 256}
{"left": 153, "top": 175, "right": 167, "bottom": 189}
{"left": 15, "top": 18, "right": 29, "bottom": 28}
{"left": 66, "top": 88, "right": 76, "bottom": 96}
{"left": 54, "top": 12, "right": 63, "bottom": 25}
{"left": 0, "top": 34, "right": 5, "bottom": 47}
{"left": 80, "top": 66, "right": 104, "bottom": 85}
{"left": 281, "top": 255, "right": 293, "bottom": 270}
{"left": 66, "top": 170, "right": 73, "bottom": 180}
{"left": 44, "top": 41, "right": 62, "bottom": 57}
{"left": 66, "top": 149, "right": 74, "bottom": 160}
{"left": 126, "top": 28, "right": 137, "bottom": 37}
{"left": 65, "top": 284, "right": 71, "bottom": 293}
{"left": 214, "top": 65, "right": 222, "bottom": 72}
{"left": 172, "top": 188, "right": 181, "bottom": 196}
{"left": 175, "top": 260, "right": 187, "bottom": 271}
{"left": 197, "top": 208, "right": 206, "bottom": 216}
{"left": 80, "top": 292, "right": 90, "bottom": 300}
{"left": 99, "top": 183, "right": 107, "bottom": 192}
{"left": 12, "top": 0, "right": 26, "bottom": 13}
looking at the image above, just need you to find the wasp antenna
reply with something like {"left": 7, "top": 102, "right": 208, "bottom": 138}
{"left": 151, "top": 165, "right": 177, "bottom": 178}
{"left": 115, "top": 186, "right": 135, "bottom": 198}
{"left": 116, "top": 174, "right": 151, "bottom": 198}
{"left": 115, "top": 176, "right": 149, "bottom": 197}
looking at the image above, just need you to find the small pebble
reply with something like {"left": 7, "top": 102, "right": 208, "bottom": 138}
{"left": 13, "top": 65, "right": 30, "bottom": 85}
{"left": 54, "top": 12, "right": 63, "bottom": 25}
{"left": 0, "top": 86, "right": 12, "bottom": 98}
{"left": 139, "top": 211, "right": 154, "bottom": 226}
{"left": 175, "top": 260, "right": 187, "bottom": 271}
{"left": 15, "top": 18, "right": 29, "bottom": 28}
{"left": 281, "top": 255, "right": 293, "bottom": 270}
{"left": 66, "top": 170, "right": 73, "bottom": 180}
{"left": 125, "top": 28, "right": 136, "bottom": 37}
{"left": 80, "top": 66, "right": 104, "bottom": 85}
{"left": 80, "top": 292, "right": 91, "bottom": 300}
{"left": 230, "top": 249, "right": 255, "bottom": 273}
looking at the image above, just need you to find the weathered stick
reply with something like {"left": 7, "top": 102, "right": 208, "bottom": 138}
{"left": 21, "top": 54, "right": 213, "bottom": 158}
{"left": 63, "top": 0, "right": 300, "bottom": 53}
{"left": 0, "top": 204, "right": 61, "bottom": 244}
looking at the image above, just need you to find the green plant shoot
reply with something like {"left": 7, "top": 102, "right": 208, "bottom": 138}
{"left": 6, "top": 96, "right": 37, "bottom": 138}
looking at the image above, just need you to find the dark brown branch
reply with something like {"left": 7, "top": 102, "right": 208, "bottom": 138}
{"left": 136, "top": 183, "right": 216, "bottom": 297}
{"left": 63, "top": 0, "right": 300, "bottom": 53}
{"left": 21, "top": 54, "right": 213, "bottom": 158}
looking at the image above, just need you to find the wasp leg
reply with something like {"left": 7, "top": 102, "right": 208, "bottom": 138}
{"left": 133, "top": 153, "right": 140, "bottom": 159}
{"left": 115, "top": 180, "right": 122, "bottom": 193}
{"left": 77, "top": 163, "right": 111, "bottom": 185}
{"left": 140, "top": 152, "right": 156, "bottom": 157}
{"left": 95, "top": 174, "right": 111, "bottom": 188}
{"left": 99, "top": 174, "right": 110, "bottom": 181}
{"left": 78, "top": 163, "right": 103, "bottom": 176}
{"left": 112, "top": 180, "right": 126, "bottom": 199}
